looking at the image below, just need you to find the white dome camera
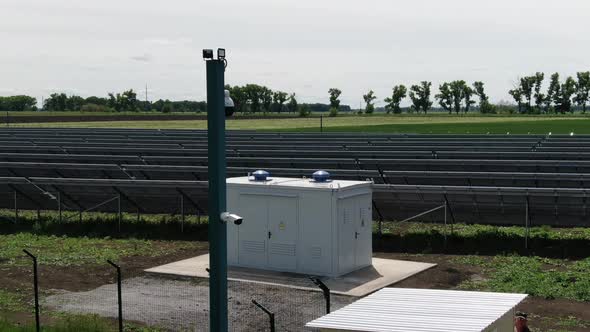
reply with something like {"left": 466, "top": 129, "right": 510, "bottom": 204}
{"left": 224, "top": 90, "right": 235, "bottom": 117}
{"left": 220, "top": 212, "right": 243, "bottom": 225}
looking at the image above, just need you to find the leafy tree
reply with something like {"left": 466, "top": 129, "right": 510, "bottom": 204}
{"left": 242, "top": 84, "right": 265, "bottom": 113}
{"left": 547, "top": 73, "right": 561, "bottom": 113}
{"left": 261, "top": 87, "right": 273, "bottom": 113}
{"left": 473, "top": 81, "right": 494, "bottom": 114}
{"left": 298, "top": 104, "right": 311, "bottom": 117}
{"left": 328, "top": 88, "right": 342, "bottom": 116}
{"left": 272, "top": 91, "right": 288, "bottom": 113}
{"left": 85, "top": 96, "right": 108, "bottom": 106}
{"left": 519, "top": 76, "right": 535, "bottom": 113}
{"left": 384, "top": 85, "right": 407, "bottom": 114}
{"left": 435, "top": 83, "right": 453, "bottom": 114}
{"left": 409, "top": 81, "right": 432, "bottom": 113}
{"left": 533, "top": 72, "right": 545, "bottom": 113}
{"left": 559, "top": 76, "right": 576, "bottom": 113}
{"left": 574, "top": 71, "right": 590, "bottom": 113}
{"left": 66, "top": 95, "right": 85, "bottom": 111}
{"left": 107, "top": 89, "right": 139, "bottom": 112}
{"left": 449, "top": 80, "right": 465, "bottom": 114}
{"left": 161, "top": 100, "right": 174, "bottom": 113}
{"left": 508, "top": 87, "right": 524, "bottom": 113}
{"left": 225, "top": 85, "right": 247, "bottom": 113}
{"left": 45, "top": 93, "right": 68, "bottom": 112}
{"left": 328, "top": 88, "right": 342, "bottom": 109}
{"left": 0, "top": 95, "right": 37, "bottom": 112}
{"left": 287, "top": 93, "right": 298, "bottom": 113}
{"left": 363, "top": 90, "right": 377, "bottom": 114}
{"left": 463, "top": 85, "right": 475, "bottom": 113}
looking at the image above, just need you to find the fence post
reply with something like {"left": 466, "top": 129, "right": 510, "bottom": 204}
{"left": 320, "top": 115, "right": 323, "bottom": 133}
{"left": 444, "top": 200, "right": 448, "bottom": 249}
{"left": 117, "top": 194, "right": 122, "bottom": 233}
{"left": 252, "top": 299, "right": 275, "bottom": 332}
{"left": 14, "top": 191, "right": 18, "bottom": 223}
{"left": 310, "top": 277, "right": 331, "bottom": 314}
{"left": 107, "top": 260, "right": 123, "bottom": 332}
{"left": 525, "top": 196, "right": 530, "bottom": 250}
{"left": 57, "top": 192, "right": 62, "bottom": 223}
{"left": 180, "top": 195, "right": 185, "bottom": 233}
{"left": 23, "top": 250, "right": 40, "bottom": 332}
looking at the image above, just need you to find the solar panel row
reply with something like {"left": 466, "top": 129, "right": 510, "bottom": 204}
{"left": 0, "top": 128, "right": 588, "bottom": 226}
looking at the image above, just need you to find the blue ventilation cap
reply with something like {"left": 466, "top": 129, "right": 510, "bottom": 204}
{"left": 252, "top": 170, "right": 270, "bottom": 181}
{"left": 312, "top": 170, "right": 331, "bottom": 182}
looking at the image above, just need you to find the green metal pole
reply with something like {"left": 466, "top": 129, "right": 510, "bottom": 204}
{"left": 206, "top": 59, "right": 228, "bottom": 331}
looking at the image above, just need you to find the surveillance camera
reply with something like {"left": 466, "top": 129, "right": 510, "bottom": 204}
{"left": 220, "top": 212, "right": 243, "bottom": 225}
{"left": 224, "top": 89, "right": 235, "bottom": 117}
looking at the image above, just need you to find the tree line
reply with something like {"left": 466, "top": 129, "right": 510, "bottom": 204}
{"left": 41, "top": 90, "right": 207, "bottom": 113}
{"left": 2, "top": 71, "right": 589, "bottom": 115}
{"left": 508, "top": 72, "right": 590, "bottom": 114}
{"left": 0, "top": 85, "right": 351, "bottom": 115}
{"left": 225, "top": 84, "right": 351, "bottom": 115}
{"left": 326, "top": 70, "right": 590, "bottom": 115}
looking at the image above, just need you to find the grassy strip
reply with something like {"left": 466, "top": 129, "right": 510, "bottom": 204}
{"left": 379, "top": 222, "right": 590, "bottom": 241}
{"left": 11, "top": 115, "right": 590, "bottom": 132}
{"left": 0, "top": 233, "right": 204, "bottom": 267}
{"left": 280, "top": 118, "right": 590, "bottom": 134}
{"left": 375, "top": 222, "right": 590, "bottom": 258}
{"left": 0, "top": 289, "right": 25, "bottom": 312}
{"left": 455, "top": 255, "right": 590, "bottom": 301}
{"left": 0, "top": 314, "right": 161, "bottom": 332}
{"left": 0, "top": 209, "right": 208, "bottom": 241}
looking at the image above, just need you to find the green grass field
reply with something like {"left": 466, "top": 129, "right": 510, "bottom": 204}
{"left": 12, "top": 114, "right": 590, "bottom": 134}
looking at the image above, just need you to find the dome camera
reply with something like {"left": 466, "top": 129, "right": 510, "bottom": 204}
{"left": 220, "top": 212, "right": 243, "bottom": 225}
{"left": 225, "top": 89, "right": 235, "bottom": 117}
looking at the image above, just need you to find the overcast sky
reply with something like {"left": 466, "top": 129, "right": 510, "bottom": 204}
{"left": 1, "top": 0, "right": 589, "bottom": 107}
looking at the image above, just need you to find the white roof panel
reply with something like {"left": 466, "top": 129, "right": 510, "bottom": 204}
{"left": 306, "top": 288, "right": 527, "bottom": 332}
{"left": 226, "top": 176, "right": 372, "bottom": 190}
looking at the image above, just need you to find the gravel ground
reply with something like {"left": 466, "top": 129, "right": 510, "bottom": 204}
{"left": 44, "top": 275, "right": 355, "bottom": 331}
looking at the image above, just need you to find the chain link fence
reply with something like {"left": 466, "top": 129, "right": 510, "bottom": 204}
{"left": 17, "top": 251, "right": 354, "bottom": 331}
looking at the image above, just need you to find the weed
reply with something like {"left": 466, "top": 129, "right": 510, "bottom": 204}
{"left": 0, "top": 289, "right": 25, "bottom": 312}
{"left": 455, "top": 256, "right": 590, "bottom": 301}
{"left": 0, "top": 233, "right": 204, "bottom": 267}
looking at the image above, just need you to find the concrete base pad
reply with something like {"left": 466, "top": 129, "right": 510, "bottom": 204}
{"left": 145, "top": 254, "right": 435, "bottom": 297}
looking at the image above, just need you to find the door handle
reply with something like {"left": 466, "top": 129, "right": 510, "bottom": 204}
{"left": 268, "top": 231, "right": 272, "bottom": 239}
{"left": 355, "top": 231, "right": 359, "bottom": 239}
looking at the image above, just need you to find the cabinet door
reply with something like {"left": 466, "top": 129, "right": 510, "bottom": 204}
{"left": 354, "top": 195, "right": 372, "bottom": 267}
{"left": 338, "top": 197, "right": 356, "bottom": 274}
{"left": 267, "top": 196, "right": 298, "bottom": 271}
{"left": 237, "top": 195, "right": 268, "bottom": 268}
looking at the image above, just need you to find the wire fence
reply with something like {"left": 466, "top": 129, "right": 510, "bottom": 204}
{"left": 18, "top": 250, "right": 353, "bottom": 331}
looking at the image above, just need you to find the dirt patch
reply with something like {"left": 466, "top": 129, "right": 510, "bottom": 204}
{"left": 375, "top": 252, "right": 481, "bottom": 289}
{"left": 0, "top": 247, "right": 207, "bottom": 295}
{"left": 44, "top": 275, "right": 354, "bottom": 331}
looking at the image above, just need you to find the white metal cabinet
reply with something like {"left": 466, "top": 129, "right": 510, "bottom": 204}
{"left": 227, "top": 176, "right": 372, "bottom": 277}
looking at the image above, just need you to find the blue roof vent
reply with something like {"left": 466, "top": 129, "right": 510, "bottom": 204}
{"left": 252, "top": 170, "right": 270, "bottom": 181}
{"left": 312, "top": 170, "right": 331, "bottom": 182}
